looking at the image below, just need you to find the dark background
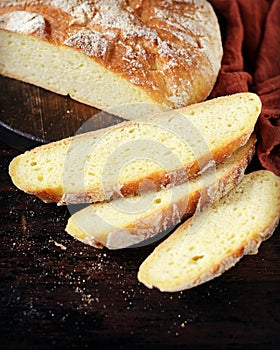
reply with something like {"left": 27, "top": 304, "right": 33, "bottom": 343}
{"left": 1, "top": 73, "right": 280, "bottom": 350}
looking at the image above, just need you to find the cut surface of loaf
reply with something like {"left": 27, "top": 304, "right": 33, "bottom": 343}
{"left": 138, "top": 170, "right": 280, "bottom": 292}
{"left": 8, "top": 93, "right": 261, "bottom": 204}
{"left": 65, "top": 136, "right": 256, "bottom": 249}
{"left": 0, "top": 0, "right": 222, "bottom": 119}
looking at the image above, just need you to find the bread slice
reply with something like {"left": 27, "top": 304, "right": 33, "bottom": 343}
{"left": 138, "top": 170, "right": 280, "bottom": 292}
{"left": 65, "top": 136, "right": 256, "bottom": 249}
{"left": 9, "top": 93, "right": 261, "bottom": 204}
{"left": 0, "top": 1, "right": 222, "bottom": 119}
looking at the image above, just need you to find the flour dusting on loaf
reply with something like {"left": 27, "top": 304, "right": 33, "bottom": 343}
{"left": 0, "top": 10, "right": 46, "bottom": 36}
{"left": 0, "top": 0, "right": 222, "bottom": 118}
{"left": 65, "top": 29, "right": 116, "bottom": 59}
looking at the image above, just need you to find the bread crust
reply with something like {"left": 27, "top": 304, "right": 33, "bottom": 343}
{"left": 0, "top": 0, "right": 222, "bottom": 112}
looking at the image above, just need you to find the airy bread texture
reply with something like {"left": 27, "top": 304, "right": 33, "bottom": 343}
{"left": 8, "top": 93, "right": 261, "bottom": 204}
{"left": 0, "top": 0, "right": 222, "bottom": 119}
{"left": 65, "top": 136, "right": 256, "bottom": 249}
{"left": 138, "top": 170, "right": 280, "bottom": 292}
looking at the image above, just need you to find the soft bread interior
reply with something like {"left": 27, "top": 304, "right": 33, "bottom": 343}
{"left": 0, "top": 30, "right": 166, "bottom": 119}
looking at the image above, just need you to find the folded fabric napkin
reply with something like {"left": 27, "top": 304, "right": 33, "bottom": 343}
{"left": 209, "top": 0, "right": 280, "bottom": 176}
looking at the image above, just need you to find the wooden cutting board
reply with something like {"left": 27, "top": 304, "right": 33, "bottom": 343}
{"left": 0, "top": 75, "right": 125, "bottom": 151}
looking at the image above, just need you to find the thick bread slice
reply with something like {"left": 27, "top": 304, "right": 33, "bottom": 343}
{"left": 138, "top": 170, "right": 280, "bottom": 292}
{"left": 9, "top": 93, "right": 261, "bottom": 204}
{"left": 0, "top": 1, "right": 222, "bottom": 119}
{"left": 65, "top": 136, "right": 256, "bottom": 249}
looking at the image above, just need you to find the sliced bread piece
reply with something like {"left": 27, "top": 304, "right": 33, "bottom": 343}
{"left": 65, "top": 136, "right": 256, "bottom": 249}
{"left": 9, "top": 93, "right": 261, "bottom": 204}
{"left": 138, "top": 170, "right": 280, "bottom": 292}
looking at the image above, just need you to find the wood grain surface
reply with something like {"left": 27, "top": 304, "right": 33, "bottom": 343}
{"left": 1, "top": 76, "right": 280, "bottom": 350}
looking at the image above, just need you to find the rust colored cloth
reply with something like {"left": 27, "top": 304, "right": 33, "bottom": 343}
{"left": 209, "top": 0, "right": 280, "bottom": 176}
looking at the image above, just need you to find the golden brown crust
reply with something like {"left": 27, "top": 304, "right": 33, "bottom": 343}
{"left": 0, "top": 0, "right": 222, "bottom": 108}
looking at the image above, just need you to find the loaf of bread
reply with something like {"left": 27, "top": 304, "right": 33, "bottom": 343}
{"left": 9, "top": 93, "right": 261, "bottom": 204}
{"left": 65, "top": 136, "right": 256, "bottom": 249}
{"left": 0, "top": 0, "right": 222, "bottom": 119}
{"left": 138, "top": 170, "right": 280, "bottom": 292}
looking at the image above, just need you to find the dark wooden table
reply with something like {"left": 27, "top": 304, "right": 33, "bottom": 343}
{"left": 1, "top": 76, "right": 280, "bottom": 350}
